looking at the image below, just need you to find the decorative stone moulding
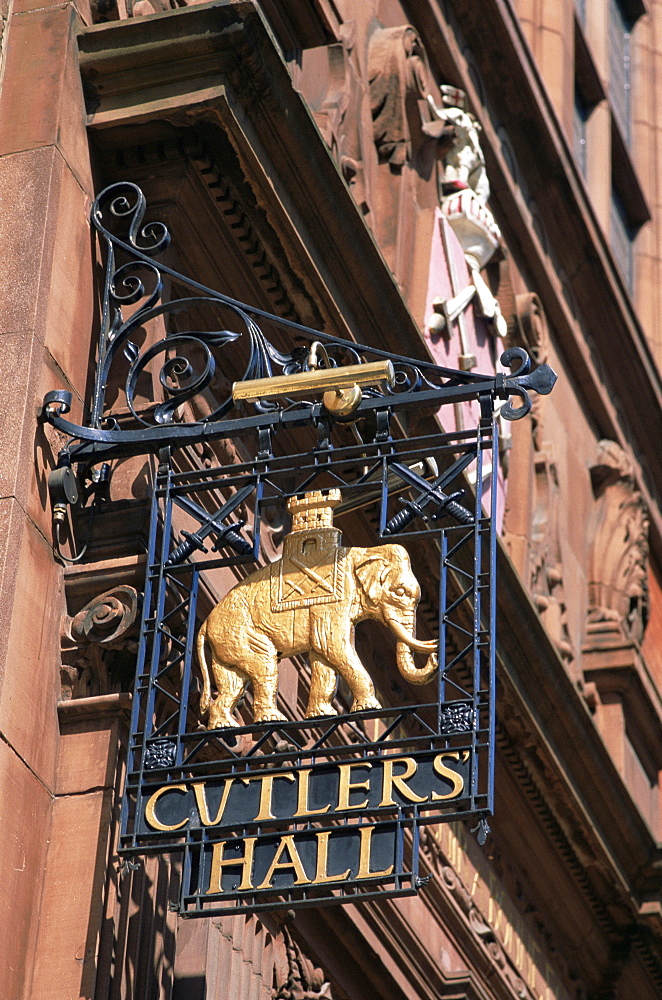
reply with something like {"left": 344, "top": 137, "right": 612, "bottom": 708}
{"left": 587, "top": 440, "right": 650, "bottom": 645}
{"left": 369, "top": 24, "right": 431, "bottom": 167}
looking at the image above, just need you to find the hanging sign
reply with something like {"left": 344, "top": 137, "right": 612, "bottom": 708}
{"left": 39, "top": 183, "right": 557, "bottom": 917}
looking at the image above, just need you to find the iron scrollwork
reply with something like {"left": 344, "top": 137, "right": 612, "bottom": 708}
{"left": 40, "top": 182, "right": 557, "bottom": 463}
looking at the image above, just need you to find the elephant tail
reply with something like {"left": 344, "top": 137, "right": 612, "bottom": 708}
{"left": 197, "top": 620, "right": 212, "bottom": 717}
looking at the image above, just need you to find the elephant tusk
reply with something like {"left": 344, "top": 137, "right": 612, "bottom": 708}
{"left": 386, "top": 617, "right": 437, "bottom": 654}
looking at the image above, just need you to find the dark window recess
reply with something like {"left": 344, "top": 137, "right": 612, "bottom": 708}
{"left": 610, "top": 186, "right": 635, "bottom": 290}
{"left": 609, "top": 0, "right": 632, "bottom": 143}
{"left": 574, "top": 87, "right": 589, "bottom": 176}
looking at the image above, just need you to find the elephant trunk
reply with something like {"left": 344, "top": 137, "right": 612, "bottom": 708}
{"left": 387, "top": 615, "right": 439, "bottom": 685}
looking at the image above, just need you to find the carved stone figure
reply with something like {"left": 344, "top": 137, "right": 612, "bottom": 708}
{"left": 196, "top": 491, "right": 437, "bottom": 728}
{"left": 430, "top": 86, "right": 490, "bottom": 201}
{"left": 428, "top": 86, "right": 505, "bottom": 337}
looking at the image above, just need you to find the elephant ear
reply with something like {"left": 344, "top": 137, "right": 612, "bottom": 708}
{"left": 354, "top": 553, "right": 391, "bottom": 607}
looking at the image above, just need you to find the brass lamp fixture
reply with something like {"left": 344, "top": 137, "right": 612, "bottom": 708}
{"left": 232, "top": 342, "right": 395, "bottom": 417}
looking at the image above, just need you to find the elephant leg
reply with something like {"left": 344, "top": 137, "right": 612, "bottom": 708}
{"left": 339, "top": 651, "right": 382, "bottom": 713}
{"left": 306, "top": 653, "right": 338, "bottom": 718}
{"left": 310, "top": 617, "right": 382, "bottom": 712}
{"left": 245, "top": 644, "right": 287, "bottom": 724}
{"left": 207, "top": 661, "right": 246, "bottom": 729}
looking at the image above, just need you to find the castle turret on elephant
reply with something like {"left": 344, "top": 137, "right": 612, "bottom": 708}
{"left": 197, "top": 491, "right": 438, "bottom": 729}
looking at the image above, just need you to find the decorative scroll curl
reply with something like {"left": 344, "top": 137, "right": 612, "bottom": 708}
{"left": 61, "top": 585, "right": 140, "bottom": 699}
{"left": 68, "top": 584, "right": 140, "bottom": 646}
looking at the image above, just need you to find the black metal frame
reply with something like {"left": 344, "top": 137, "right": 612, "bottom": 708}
{"left": 39, "top": 183, "right": 557, "bottom": 916}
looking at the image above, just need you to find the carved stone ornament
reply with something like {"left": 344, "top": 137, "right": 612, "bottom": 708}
{"left": 196, "top": 490, "right": 437, "bottom": 728}
{"left": 587, "top": 440, "right": 650, "bottom": 643}
{"left": 61, "top": 585, "right": 140, "bottom": 699}
{"left": 298, "top": 22, "right": 374, "bottom": 217}
{"left": 369, "top": 25, "right": 431, "bottom": 168}
{"left": 273, "top": 926, "right": 333, "bottom": 1000}
{"left": 68, "top": 584, "right": 140, "bottom": 646}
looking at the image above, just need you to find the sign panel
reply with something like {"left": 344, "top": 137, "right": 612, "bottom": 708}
{"left": 119, "top": 442, "right": 498, "bottom": 915}
{"left": 182, "top": 821, "right": 414, "bottom": 914}
{"left": 141, "top": 749, "right": 472, "bottom": 838}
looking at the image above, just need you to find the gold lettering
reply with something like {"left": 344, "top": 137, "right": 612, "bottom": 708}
{"left": 257, "top": 834, "right": 310, "bottom": 889}
{"left": 144, "top": 784, "right": 188, "bottom": 832}
{"left": 357, "top": 825, "right": 394, "bottom": 879}
{"left": 207, "top": 837, "right": 257, "bottom": 893}
{"left": 337, "top": 762, "right": 370, "bottom": 810}
{"left": 294, "top": 769, "right": 331, "bottom": 817}
{"left": 431, "top": 753, "right": 464, "bottom": 800}
{"left": 242, "top": 771, "right": 295, "bottom": 821}
{"left": 192, "top": 779, "right": 234, "bottom": 826}
{"left": 470, "top": 870, "right": 480, "bottom": 898}
{"left": 312, "top": 831, "right": 351, "bottom": 884}
{"left": 379, "top": 757, "right": 427, "bottom": 807}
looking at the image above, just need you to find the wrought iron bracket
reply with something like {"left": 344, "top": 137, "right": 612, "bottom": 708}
{"left": 39, "top": 183, "right": 557, "bottom": 467}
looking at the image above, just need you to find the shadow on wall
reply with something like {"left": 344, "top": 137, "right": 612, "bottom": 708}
{"left": 173, "top": 974, "right": 206, "bottom": 1000}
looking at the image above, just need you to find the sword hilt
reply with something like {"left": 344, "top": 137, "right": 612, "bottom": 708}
{"left": 384, "top": 491, "right": 474, "bottom": 535}
{"left": 383, "top": 500, "right": 420, "bottom": 535}
{"left": 167, "top": 520, "right": 252, "bottom": 565}
{"left": 167, "top": 531, "right": 207, "bottom": 566}
{"left": 212, "top": 526, "right": 253, "bottom": 556}
{"left": 432, "top": 493, "right": 474, "bottom": 526}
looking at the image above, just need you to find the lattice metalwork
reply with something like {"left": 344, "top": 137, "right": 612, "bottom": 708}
{"left": 117, "top": 417, "right": 497, "bottom": 913}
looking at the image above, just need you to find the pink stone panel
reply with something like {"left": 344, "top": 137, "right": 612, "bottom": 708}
{"left": 423, "top": 209, "right": 505, "bottom": 531}
{"left": 0, "top": 7, "right": 91, "bottom": 183}
{"left": 0, "top": 740, "right": 52, "bottom": 1000}
{"left": 0, "top": 146, "right": 57, "bottom": 336}
{"left": 30, "top": 789, "right": 116, "bottom": 1000}
{"left": 0, "top": 511, "right": 63, "bottom": 788}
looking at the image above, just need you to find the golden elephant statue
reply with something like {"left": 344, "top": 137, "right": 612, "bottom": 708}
{"left": 196, "top": 491, "right": 437, "bottom": 729}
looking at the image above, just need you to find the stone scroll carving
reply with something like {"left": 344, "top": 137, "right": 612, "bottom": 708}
{"left": 296, "top": 22, "right": 375, "bottom": 218}
{"left": 368, "top": 25, "right": 432, "bottom": 169}
{"left": 60, "top": 585, "right": 140, "bottom": 699}
{"left": 587, "top": 441, "right": 650, "bottom": 644}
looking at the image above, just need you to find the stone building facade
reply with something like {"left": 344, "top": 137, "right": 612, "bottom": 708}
{"left": 1, "top": 0, "right": 661, "bottom": 998}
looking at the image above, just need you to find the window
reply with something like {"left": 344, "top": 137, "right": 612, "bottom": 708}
{"left": 573, "top": 87, "right": 589, "bottom": 176}
{"left": 609, "top": 0, "right": 632, "bottom": 142}
{"left": 610, "top": 186, "right": 634, "bottom": 290}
